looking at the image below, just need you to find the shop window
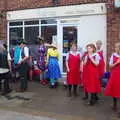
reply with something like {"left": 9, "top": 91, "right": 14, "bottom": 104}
{"left": 9, "top": 27, "right": 23, "bottom": 46}
{"left": 9, "top": 21, "right": 23, "bottom": 26}
{"left": 25, "top": 26, "right": 39, "bottom": 44}
{"left": 41, "top": 19, "right": 57, "bottom": 24}
{"left": 24, "top": 20, "right": 39, "bottom": 25}
{"left": 41, "top": 25, "right": 57, "bottom": 44}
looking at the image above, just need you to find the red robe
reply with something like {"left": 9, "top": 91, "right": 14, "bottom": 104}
{"left": 67, "top": 53, "right": 81, "bottom": 85}
{"left": 97, "top": 50, "right": 105, "bottom": 78}
{"left": 83, "top": 55, "right": 101, "bottom": 93}
{"left": 105, "top": 55, "right": 120, "bottom": 98}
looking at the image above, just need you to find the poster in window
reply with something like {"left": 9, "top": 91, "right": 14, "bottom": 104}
{"left": 52, "top": 35, "right": 57, "bottom": 46}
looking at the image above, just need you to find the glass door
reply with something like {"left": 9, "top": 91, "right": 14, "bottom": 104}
{"left": 62, "top": 26, "right": 78, "bottom": 74}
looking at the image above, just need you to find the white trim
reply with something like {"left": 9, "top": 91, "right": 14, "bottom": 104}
{"left": 9, "top": 24, "right": 57, "bottom": 28}
{"left": 39, "top": 19, "right": 41, "bottom": 37}
{"left": 7, "top": 3, "right": 106, "bottom": 21}
{"left": 23, "top": 20, "right": 25, "bottom": 39}
{"left": 24, "top": 24, "right": 39, "bottom": 27}
{"left": 7, "top": 21, "right": 10, "bottom": 51}
{"left": 9, "top": 26, "right": 23, "bottom": 28}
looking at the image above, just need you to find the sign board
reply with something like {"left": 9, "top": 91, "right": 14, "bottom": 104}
{"left": 115, "top": 0, "right": 120, "bottom": 8}
{"left": 7, "top": 3, "right": 106, "bottom": 21}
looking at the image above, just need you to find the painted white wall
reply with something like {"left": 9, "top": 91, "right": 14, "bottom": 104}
{"left": 78, "top": 15, "right": 107, "bottom": 57}
{"left": 59, "top": 14, "right": 106, "bottom": 74}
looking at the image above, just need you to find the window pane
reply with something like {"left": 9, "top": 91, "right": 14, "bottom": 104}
{"left": 41, "top": 19, "right": 57, "bottom": 24}
{"left": 63, "top": 27, "right": 77, "bottom": 53}
{"left": 24, "top": 20, "right": 39, "bottom": 25}
{"left": 25, "top": 26, "right": 39, "bottom": 44}
{"left": 41, "top": 25, "right": 57, "bottom": 44}
{"left": 9, "top": 27, "right": 23, "bottom": 46}
{"left": 9, "top": 22, "right": 23, "bottom": 26}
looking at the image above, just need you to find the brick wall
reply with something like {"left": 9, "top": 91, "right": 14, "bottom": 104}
{"left": 7, "top": 0, "right": 107, "bottom": 10}
{"left": 0, "top": 0, "right": 120, "bottom": 65}
{"left": 106, "top": 0, "right": 120, "bottom": 64}
{"left": 0, "top": 0, "right": 7, "bottom": 41}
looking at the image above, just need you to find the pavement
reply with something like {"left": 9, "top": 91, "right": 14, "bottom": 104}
{"left": 0, "top": 110, "right": 56, "bottom": 120}
{"left": 0, "top": 81, "right": 120, "bottom": 120}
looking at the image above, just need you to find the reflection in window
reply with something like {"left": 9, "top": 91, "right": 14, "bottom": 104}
{"left": 41, "top": 19, "right": 57, "bottom": 24}
{"left": 63, "top": 27, "right": 77, "bottom": 53}
{"left": 25, "top": 26, "right": 39, "bottom": 44}
{"left": 9, "top": 22, "right": 23, "bottom": 26}
{"left": 41, "top": 26, "right": 57, "bottom": 44}
{"left": 9, "top": 27, "right": 23, "bottom": 46}
{"left": 24, "top": 20, "right": 39, "bottom": 25}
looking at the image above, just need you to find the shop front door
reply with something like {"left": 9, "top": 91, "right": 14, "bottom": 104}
{"left": 62, "top": 26, "right": 78, "bottom": 74}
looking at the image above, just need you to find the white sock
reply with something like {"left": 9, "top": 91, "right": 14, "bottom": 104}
{"left": 52, "top": 83, "right": 55, "bottom": 86}
{"left": 64, "top": 81, "right": 67, "bottom": 85}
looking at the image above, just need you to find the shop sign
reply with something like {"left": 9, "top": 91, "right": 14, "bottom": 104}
{"left": 7, "top": 3, "right": 106, "bottom": 20}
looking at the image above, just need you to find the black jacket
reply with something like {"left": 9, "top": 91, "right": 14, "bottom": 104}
{"left": 0, "top": 51, "right": 9, "bottom": 69}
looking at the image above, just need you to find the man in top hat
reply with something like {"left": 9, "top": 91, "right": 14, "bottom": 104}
{"left": 17, "top": 39, "right": 29, "bottom": 92}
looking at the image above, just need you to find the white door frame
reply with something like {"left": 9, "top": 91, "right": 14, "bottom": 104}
{"left": 59, "top": 23, "right": 80, "bottom": 75}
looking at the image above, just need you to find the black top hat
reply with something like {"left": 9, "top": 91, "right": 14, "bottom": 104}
{"left": 20, "top": 39, "right": 27, "bottom": 44}
{"left": 16, "top": 39, "right": 21, "bottom": 45}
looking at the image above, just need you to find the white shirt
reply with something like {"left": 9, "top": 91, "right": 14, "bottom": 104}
{"left": 19, "top": 46, "right": 29, "bottom": 63}
{"left": 96, "top": 49, "right": 105, "bottom": 60}
{"left": 109, "top": 53, "right": 120, "bottom": 65}
{"left": 66, "top": 51, "right": 82, "bottom": 61}
{"left": 84, "top": 53, "right": 100, "bottom": 65}
{"left": 24, "top": 46, "right": 29, "bottom": 57}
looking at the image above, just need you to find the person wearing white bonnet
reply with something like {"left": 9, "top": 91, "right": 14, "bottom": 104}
{"left": 50, "top": 43, "right": 57, "bottom": 48}
{"left": 47, "top": 42, "right": 61, "bottom": 88}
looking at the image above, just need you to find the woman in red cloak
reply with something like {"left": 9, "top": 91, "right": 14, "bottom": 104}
{"left": 83, "top": 44, "right": 101, "bottom": 105}
{"left": 66, "top": 43, "right": 82, "bottom": 97}
{"left": 105, "top": 42, "right": 120, "bottom": 111}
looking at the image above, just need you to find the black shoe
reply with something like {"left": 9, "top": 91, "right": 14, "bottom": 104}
{"left": 94, "top": 94, "right": 99, "bottom": 101}
{"left": 112, "top": 106, "right": 117, "bottom": 111}
{"left": 63, "top": 85, "right": 67, "bottom": 90}
{"left": 49, "top": 85, "right": 55, "bottom": 89}
{"left": 82, "top": 96, "right": 88, "bottom": 100}
{"left": 83, "top": 92, "right": 88, "bottom": 100}
{"left": 87, "top": 100, "right": 95, "bottom": 106}
{"left": 73, "top": 92, "right": 78, "bottom": 97}
{"left": 67, "top": 91, "right": 72, "bottom": 97}
{"left": 55, "top": 82, "right": 58, "bottom": 87}
{"left": 117, "top": 112, "right": 120, "bottom": 118}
